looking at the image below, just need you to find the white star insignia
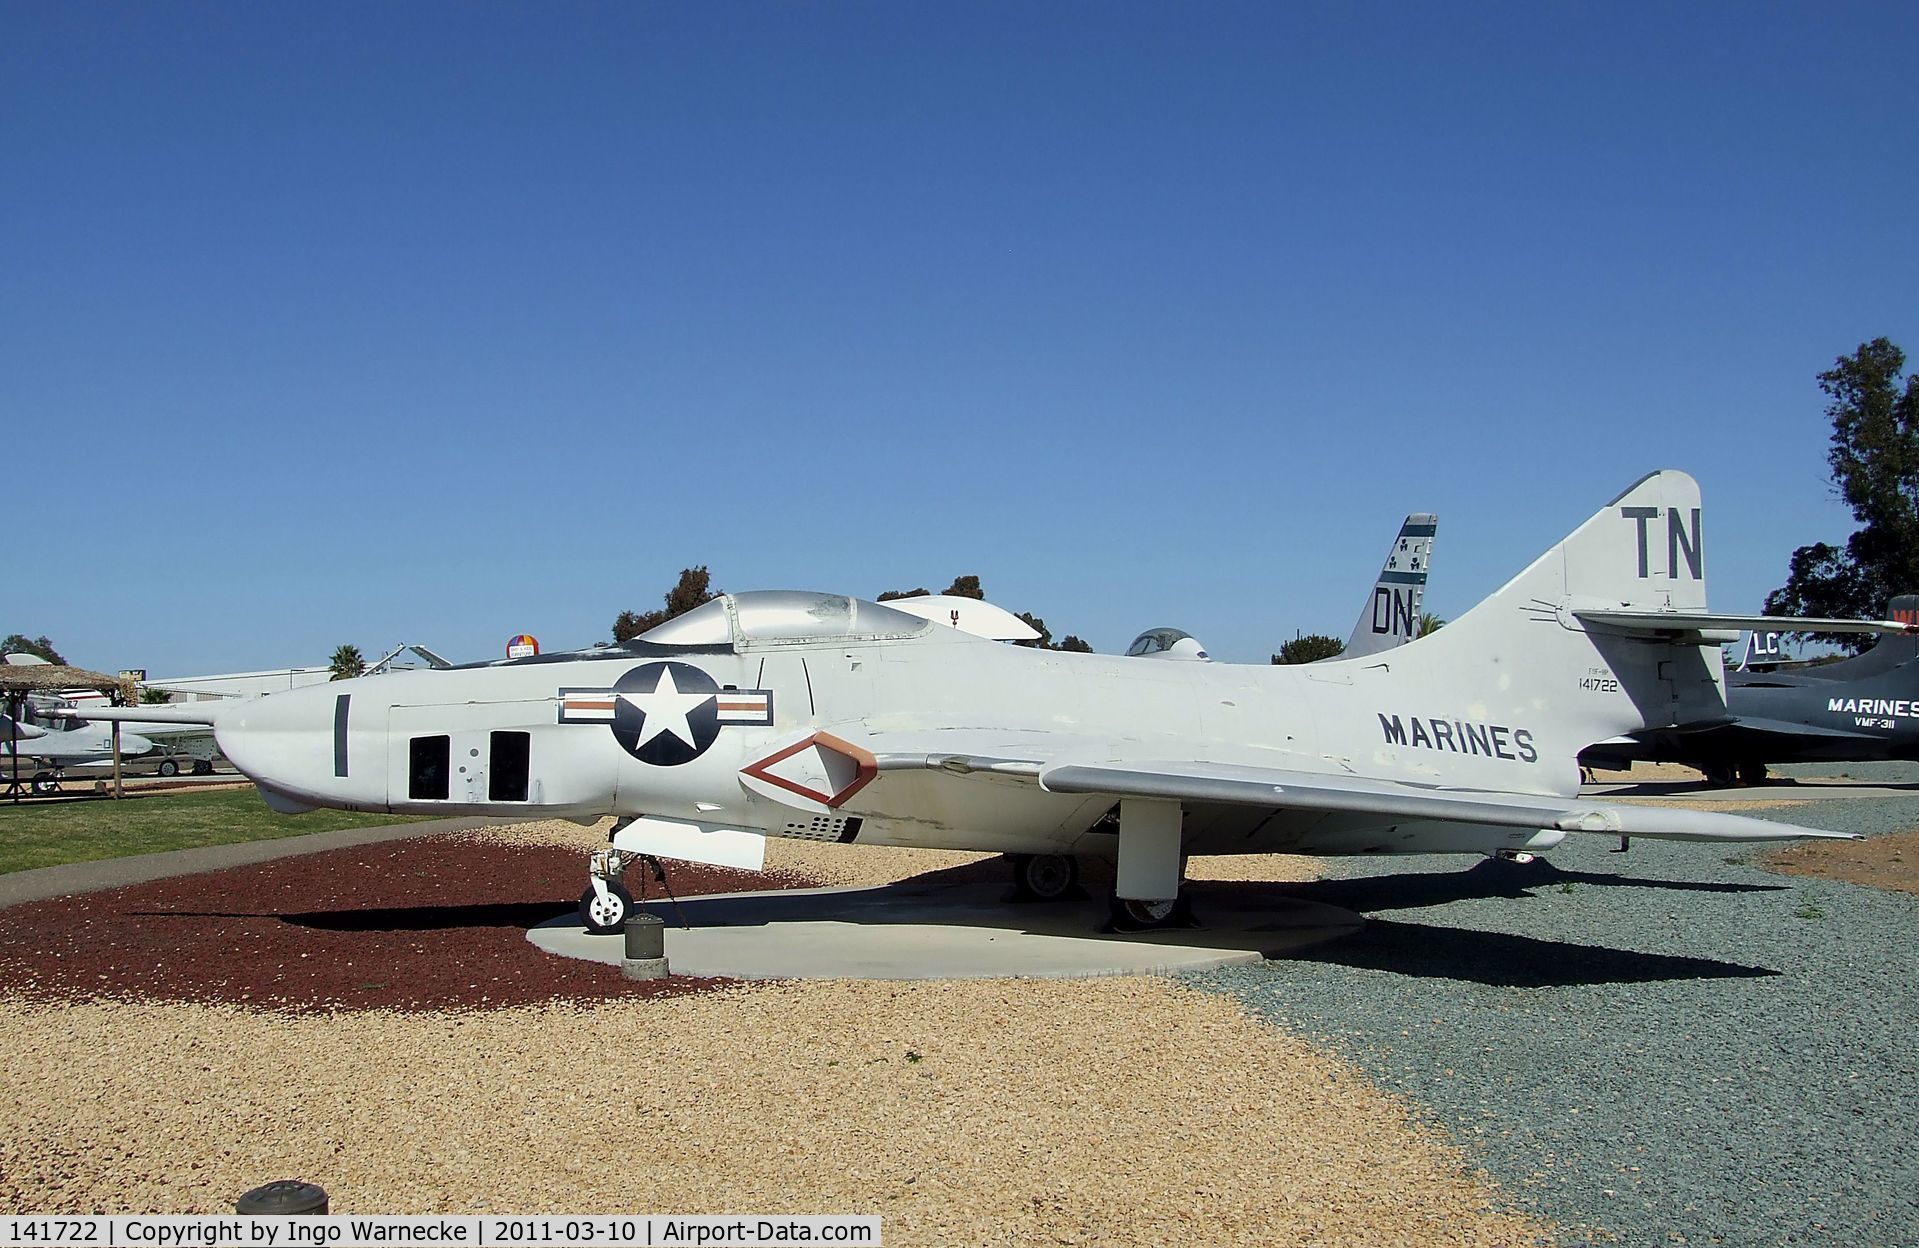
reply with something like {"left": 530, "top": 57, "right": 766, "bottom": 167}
{"left": 619, "top": 666, "right": 715, "bottom": 749}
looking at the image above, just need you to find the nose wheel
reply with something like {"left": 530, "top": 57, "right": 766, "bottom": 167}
{"left": 581, "top": 839, "right": 684, "bottom": 934}
{"left": 579, "top": 880, "right": 637, "bottom": 934}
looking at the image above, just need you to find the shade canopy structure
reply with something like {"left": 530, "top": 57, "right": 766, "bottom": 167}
{"left": 0, "top": 665, "right": 138, "bottom": 703}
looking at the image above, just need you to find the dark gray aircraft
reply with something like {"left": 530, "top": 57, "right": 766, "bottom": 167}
{"left": 1581, "top": 596, "right": 1919, "bottom": 784}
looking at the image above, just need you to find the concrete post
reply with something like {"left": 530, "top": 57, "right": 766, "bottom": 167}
{"left": 621, "top": 911, "right": 668, "bottom": 980}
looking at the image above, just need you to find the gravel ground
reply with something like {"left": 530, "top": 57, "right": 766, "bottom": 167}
{"left": 0, "top": 820, "right": 1549, "bottom": 1243}
{"left": 1773, "top": 761, "right": 1919, "bottom": 784}
{"left": 1186, "top": 801, "right": 1919, "bottom": 1247}
{"left": 0, "top": 980, "right": 1551, "bottom": 1246}
{"left": 11, "top": 788, "right": 1912, "bottom": 1244}
{"left": 1766, "top": 826, "right": 1919, "bottom": 895}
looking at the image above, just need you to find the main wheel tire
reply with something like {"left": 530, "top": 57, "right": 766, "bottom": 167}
{"left": 1009, "top": 853, "right": 1079, "bottom": 901}
{"left": 1737, "top": 761, "right": 1769, "bottom": 786}
{"left": 31, "top": 773, "right": 59, "bottom": 795}
{"left": 157, "top": 759, "right": 180, "bottom": 777}
{"left": 579, "top": 882, "right": 636, "bottom": 934}
{"left": 1701, "top": 762, "right": 1736, "bottom": 787}
{"left": 1108, "top": 894, "right": 1194, "bottom": 932}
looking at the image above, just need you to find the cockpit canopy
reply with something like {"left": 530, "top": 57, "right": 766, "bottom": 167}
{"left": 639, "top": 591, "right": 934, "bottom": 648}
{"left": 1125, "top": 627, "right": 1209, "bottom": 661}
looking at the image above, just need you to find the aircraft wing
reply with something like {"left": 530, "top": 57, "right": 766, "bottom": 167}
{"left": 870, "top": 738, "right": 1855, "bottom": 843}
{"left": 1035, "top": 758, "right": 1858, "bottom": 843}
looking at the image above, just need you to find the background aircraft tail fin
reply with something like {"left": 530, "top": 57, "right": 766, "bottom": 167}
{"left": 1341, "top": 514, "right": 1436, "bottom": 659}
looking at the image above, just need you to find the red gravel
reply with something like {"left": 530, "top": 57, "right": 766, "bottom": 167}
{"left": 0, "top": 835, "right": 822, "bottom": 1014}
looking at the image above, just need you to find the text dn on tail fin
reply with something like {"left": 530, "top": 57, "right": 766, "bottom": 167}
{"left": 1343, "top": 513, "right": 1436, "bottom": 659}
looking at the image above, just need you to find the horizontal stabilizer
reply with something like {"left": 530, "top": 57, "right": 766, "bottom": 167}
{"left": 1577, "top": 610, "right": 1919, "bottom": 639}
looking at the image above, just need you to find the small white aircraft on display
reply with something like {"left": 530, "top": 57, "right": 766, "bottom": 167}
{"left": 2, "top": 715, "right": 156, "bottom": 793}
{"left": 99, "top": 471, "right": 1901, "bottom": 936}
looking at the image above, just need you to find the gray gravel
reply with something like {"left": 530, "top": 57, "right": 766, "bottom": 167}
{"left": 1186, "top": 799, "right": 1919, "bottom": 1247}
{"left": 1773, "top": 760, "right": 1919, "bottom": 784}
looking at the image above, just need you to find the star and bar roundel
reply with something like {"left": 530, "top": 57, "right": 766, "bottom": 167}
{"left": 558, "top": 662, "right": 774, "bottom": 766}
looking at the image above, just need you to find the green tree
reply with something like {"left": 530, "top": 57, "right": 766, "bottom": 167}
{"left": 880, "top": 574, "right": 985, "bottom": 601}
{"left": 1014, "top": 611, "right": 1053, "bottom": 648}
{"left": 1273, "top": 634, "right": 1345, "bottom": 664}
{"left": 614, "top": 566, "right": 720, "bottom": 642}
{"left": 1011, "top": 613, "right": 1094, "bottom": 652}
{"left": 329, "top": 644, "right": 366, "bottom": 681}
{"left": 1, "top": 634, "right": 66, "bottom": 665}
{"left": 1766, "top": 338, "right": 1919, "bottom": 651}
{"left": 138, "top": 686, "right": 173, "bottom": 705}
{"left": 1417, "top": 613, "right": 1446, "bottom": 637}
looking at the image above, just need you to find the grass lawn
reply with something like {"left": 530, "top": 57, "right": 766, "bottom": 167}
{"left": 0, "top": 787, "right": 431, "bottom": 874}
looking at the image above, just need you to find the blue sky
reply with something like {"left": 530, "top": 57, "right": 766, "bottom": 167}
{"left": 6, "top": 2, "right": 1916, "bottom": 674}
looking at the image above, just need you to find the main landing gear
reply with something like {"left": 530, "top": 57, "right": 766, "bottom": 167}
{"left": 1701, "top": 760, "right": 1770, "bottom": 787}
{"left": 1106, "top": 893, "right": 1197, "bottom": 933}
{"left": 1008, "top": 853, "right": 1080, "bottom": 901}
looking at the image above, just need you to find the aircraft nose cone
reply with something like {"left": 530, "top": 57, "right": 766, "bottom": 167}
{"left": 213, "top": 681, "right": 376, "bottom": 810}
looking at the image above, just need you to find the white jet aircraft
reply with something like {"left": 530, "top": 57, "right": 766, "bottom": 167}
{"left": 100, "top": 471, "right": 1895, "bottom": 936}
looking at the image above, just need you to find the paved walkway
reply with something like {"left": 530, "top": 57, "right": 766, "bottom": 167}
{"left": 0, "top": 816, "right": 494, "bottom": 909}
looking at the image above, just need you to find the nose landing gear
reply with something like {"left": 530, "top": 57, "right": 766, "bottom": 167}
{"left": 580, "top": 873, "right": 637, "bottom": 934}
{"left": 580, "top": 839, "right": 685, "bottom": 934}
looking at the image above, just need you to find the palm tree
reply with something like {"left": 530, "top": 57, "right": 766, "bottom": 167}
{"left": 329, "top": 644, "right": 366, "bottom": 681}
{"left": 1417, "top": 613, "right": 1446, "bottom": 637}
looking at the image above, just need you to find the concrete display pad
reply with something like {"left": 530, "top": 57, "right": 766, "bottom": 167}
{"left": 527, "top": 881, "right": 1363, "bottom": 981}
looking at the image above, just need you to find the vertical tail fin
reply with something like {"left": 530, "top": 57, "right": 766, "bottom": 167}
{"left": 1384, "top": 471, "right": 1719, "bottom": 786}
{"left": 1342, "top": 514, "right": 1437, "bottom": 659}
